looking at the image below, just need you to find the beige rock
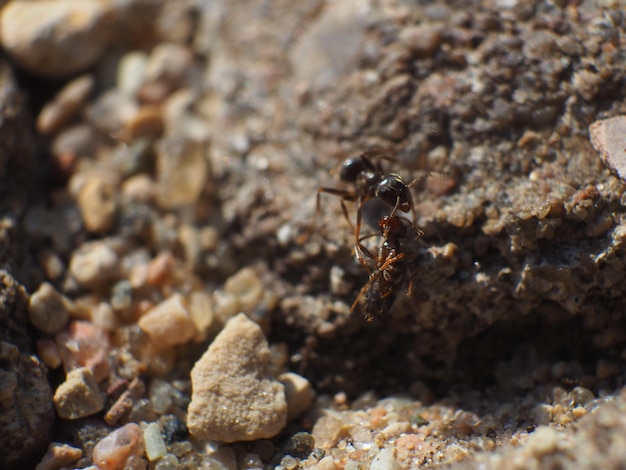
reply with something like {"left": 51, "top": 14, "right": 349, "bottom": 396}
{"left": 187, "top": 313, "right": 287, "bottom": 442}
{"left": 37, "top": 74, "right": 94, "bottom": 134}
{"left": 224, "top": 267, "right": 263, "bottom": 312}
{"left": 590, "top": 115, "right": 626, "bottom": 182}
{"left": 28, "top": 282, "right": 71, "bottom": 334}
{"left": 279, "top": 372, "right": 315, "bottom": 421}
{"left": 138, "top": 293, "right": 197, "bottom": 349}
{"left": 53, "top": 367, "right": 104, "bottom": 419}
{"left": 35, "top": 442, "right": 82, "bottom": 470}
{"left": 68, "top": 241, "right": 120, "bottom": 288}
{"left": 77, "top": 176, "right": 117, "bottom": 234}
{"left": 0, "top": 0, "right": 112, "bottom": 78}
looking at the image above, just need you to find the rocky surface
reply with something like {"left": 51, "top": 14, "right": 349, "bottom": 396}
{"left": 0, "top": 0, "right": 625, "bottom": 468}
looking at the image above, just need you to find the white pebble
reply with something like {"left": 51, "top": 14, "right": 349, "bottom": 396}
{"left": 144, "top": 422, "right": 167, "bottom": 462}
{"left": 369, "top": 449, "right": 400, "bottom": 470}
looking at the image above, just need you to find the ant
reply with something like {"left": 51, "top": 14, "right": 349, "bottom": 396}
{"left": 351, "top": 214, "right": 423, "bottom": 320}
{"left": 317, "top": 150, "right": 417, "bottom": 268}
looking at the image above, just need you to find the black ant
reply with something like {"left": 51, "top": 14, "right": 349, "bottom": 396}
{"left": 351, "top": 214, "right": 423, "bottom": 320}
{"left": 317, "top": 150, "right": 417, "bottom": 267}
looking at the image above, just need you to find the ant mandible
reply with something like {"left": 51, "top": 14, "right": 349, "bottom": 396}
{"left": 317, "top": 150, "right": 417, "bottom": 268}
{"left": 352, "top": 214, "right": 423, "bottom": 320}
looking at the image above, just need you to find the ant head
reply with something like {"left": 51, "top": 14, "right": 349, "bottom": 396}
{"left": 376, "top": 175, "right": 411, "bottom": 212}
{"left": 339, "top": 157, "right": 366, "bottom": 183}
{"left": 379, "top": 215, "right": 408, "bottom": 238}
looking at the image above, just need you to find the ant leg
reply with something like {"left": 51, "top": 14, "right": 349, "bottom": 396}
{"left": 353, "top": 197, "right": 369, "bottom": 270}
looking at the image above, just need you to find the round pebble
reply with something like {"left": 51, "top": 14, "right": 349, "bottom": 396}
{"left": 37, "top": 74, "right": 94, "bottom": 134}
{"left": 28, "top": 282, "right": 71, "bottom": 334}
{"left": 76, "top": 176, "right": 118, "bottom": 234}
{"left": 0, "top": 0, "right": 112, "bottom": 78}
{"left": 68, "top": 241, "right": 120, "bottom": 289}
{"left": 92, "top": 423, "right": 145, "bottom": 470}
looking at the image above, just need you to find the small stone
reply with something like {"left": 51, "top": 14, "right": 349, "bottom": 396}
{"left": 35, "top": 442, "right": 82, "bottom": 470}
{"left": 187, "top": 313, "right": 287, "bottom": 442}
{"left": 68, "top": 241, "right": 120, "bottom": 288}
{"left": 589, "top": 115, "right": 626, "bottom": 182}
{"left": 155, "top": 453, "right": 179, "bottom": 470}
{"left": 137, "top": 294, "right": 197, "bottom": 350}
{"left": 279, "top": 372, "right": 315, "bottom": 421}
{"left": 312, "top": 456, "right": 337, "bottom": 470}
{"left": 76, "top": 176, "right": 118, "bottom": 234}
{"left": 526, "top": 426, "right": 559, "bottom": 457}
{"left": 91, "top": 302, "right": 117, "bottom": 331}
{"left": 117, "top": 51, "right": 148, "bottom": 94}
{"left": 155, "top": 137, "right": 208, "bottom": 209}
{"left": 188, "top": 291, "right": 214, "bottom": 342}
{"left": 36, "top": 338, "right": 62, "bottom": 369}
{"left": 86, "top": 89, "right": 139, "bottom": 135}
{"left": 224, "top": 267, "right": 263, "bottom": 312}
{"left": 369, "top": 449, "right": 400, "bottom": 470}
{"left": 144, "top": 422, "right": 168, "bottom": 462}
{"left": 37, "top": 74, "right": 94, "bottom": 134}
{"left": 28, "top": 282, "right": 71, "bottom": 334}
{"left": 0, "top": 0, "right": 111, "bottom": 78}
{"left": 92, "top": 423, "right": 145, "bottom": 470}
{"left": 104, "top": 377, "right": 145, "bottom": 426}
{"left": 122, "top": 174, "right": 157, "bottom": 203}
{"left": 37, "top": 249, "right": 66, "bottom": 281}
{"left": 53, "top": 367, "right": 104, "bottom": 419}
{"left": 122, "top": 105, "right": 164, "bottom": 141}
{"left": 399, "top": 24, "right": 443, "bottom": 58}
{"left": 55, "top": 320, "right": 110, "bottom": 382}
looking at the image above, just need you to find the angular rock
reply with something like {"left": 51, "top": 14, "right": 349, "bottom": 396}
{"left": 589, "top": 115, "right": 626, "bottom": 182}
{"left": 137, "top": 293, "right": 197, "bottom": 350}
{"left": 34, "top": 442, "right": 82, "bottom": 470}
{"left": 53, "top": 367, "right": 104, "bottom": 420}
{"left": 279, "top": 372, "right": 315, "bottom": 421}
{"left": 187, "top": 313, "right": 287, "bottom": 442}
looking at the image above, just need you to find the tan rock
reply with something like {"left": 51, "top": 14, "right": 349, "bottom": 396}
{"left": 28, "top": 282, "right": 71, "bottom": 334}
{"left": 187, "top": 313, "right": 287, "bottom": 442}
{"left": 589, "top": 115, "right": 626, "bottom": 182}
{"left": 53, "top": 367, "right": 104, "bottom": 419}
{"left": 137, "top": 293, "right": 197, "bottom": 350}
{"left": 279, "top": 372, "right": 315, "bottom": 421}
{"left": 77, "top": 176, "right": 117, "bottom": 234}
{"left": 35, "top": 442, "right": 82, "bottom": 470}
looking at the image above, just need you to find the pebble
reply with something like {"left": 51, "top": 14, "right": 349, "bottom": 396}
{"left": 188, "top": 290, "right": 214, "bottom": 342}
{"left": 104, "top": 377, "right": 145, "bottom": 426}
{"left": 68, "top": 241, "right": 120, "bottom": 288}
{"left": 589, "top": 115, "right": 626, "bottom": 182}
{"left": 0, "top": 0, "right": 111, "bottom": 78}
{"left": 144, "top": 422, "right": 168, "bottom": 462}
{"left": 525, "top": 426, "right": 559, "bottom": 457}
{"left": 137, "top": 293, "right": 197, "bottom": 350}
{"left": 55, "top": 320, "right": 111, "bottom": 382}
{"left": 122, "top": 174, "right": 157, "bottom": 203}
{"left": 35, "top": 442, "right": 82, "bottom": 470}
{"left": 187, "top": 313, "right": 287, "bottom": 442}
{"left": 117, "top": 51, "right": 148, "bottom": 95}
{"left": 53, "top": 367, "right": 104, "bottom": 419}
{"left": 37, "top": 74, "right": 94, "bottom": 134}
{"left": 92, "top": 423, "right": 145, "bottom": 470}
{"left": 311, "top": 456, "right": 337, "bottom": 470}
{"left": 155, "top": 137, "right": 209, "bottom": 209}
{"left": 279, "top": 372, "right": 315, "bottom": 421}
{"left": 28, "top": 282, "right": 71, "bottom": 334}
{"left": 37, "top": 249, "right": 66, "bottom": 281}
{"left": 369, "top": 449, "right": 400, "bottom": 470}
{"left": 224, "top": 267, "right": 263, "bottom": 313}
{"left": 36, "top": 338, "right": 62, "bottom": 369}
{"left": 76, "top": 175, "right": 118, "bottom": 234}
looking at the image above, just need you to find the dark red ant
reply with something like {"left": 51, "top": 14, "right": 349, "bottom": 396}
{"left": 317, "top": 150, "right": 417, "bottom": 267}
{"left": 351, "top": 214, "right": 423, "bottom": 320}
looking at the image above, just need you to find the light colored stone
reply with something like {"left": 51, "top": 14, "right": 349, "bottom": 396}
{"left": 155, "top": 137, "right": 208, "bottom": 209}
{"left": 0, "top": 0, "right": 112, "bottom": 78}
{"left": 224, "top": 267, "right": 263, "bottom": 312}
{"left": 53, "top": 367, "right": 104, "bottom": 419}
{"left": 187, "top": 313, "right": 287, "bottom": 442}
{"left": 188, "top": 290, "right": 214, "bottom": 342}
{"left": 138, "top": 293, "right": 197, "bottom": 350}
{"left": 37, "top": 74, "right": 94, "bottom": 134}
{"left": 589, "top": 115, "right": 626, "bottom": 182}
{"left": 144, "top": 422, "right": 167, "bottom": 462}
{"left": 28, "top": 282, "right": 71, "bottom": 334}
{"left": 279, "top": 372, "right": 315, "bottom": 421}
{"left": 68, "top": 241, "right": 120, "bottom": 288}
{"left": 92, "top": 423, "right": 144, "bottom": 470}
{"left": 369, "top": 448, "right": 401, "bottom": 470}
{"left": 55, "top": 320, "right": 110, "bottom": 382}
{"left": 76, "top": 176, "right": 117, "bottom": 234}
{"left": 35, "top": 442, "right": 82, "bottom": 470}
